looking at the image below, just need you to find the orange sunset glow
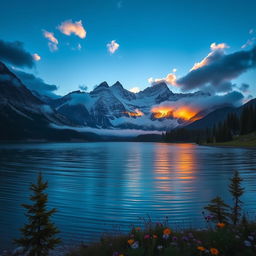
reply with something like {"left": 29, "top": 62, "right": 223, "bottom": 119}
{"left": 124, "top": 109, "right": 144, "bottom": 117}
{"left": 151, "top": 105, "right": 201, "bottom": 121}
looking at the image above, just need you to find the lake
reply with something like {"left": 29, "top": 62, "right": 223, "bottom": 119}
{"left": 0, "top": 142, "right": 256, "bottom": 249}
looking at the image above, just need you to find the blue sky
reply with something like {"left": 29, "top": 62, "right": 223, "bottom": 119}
{"left": 0, "top": 0, "right": 255, "bottom": 96}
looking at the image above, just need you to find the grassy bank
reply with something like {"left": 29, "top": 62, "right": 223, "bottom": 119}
{"left": 204, "top": 132, "right": 256, "bottom": 147}
{"left": 67, "top": 221, "right": 256, "bottom": 256}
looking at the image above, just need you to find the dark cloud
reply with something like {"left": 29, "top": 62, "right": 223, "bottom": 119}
{"left": 238, "top": 83, "right": 250, "bottom": 93}
{"left": 13, "top": 69, "right": 58, "bottom": 97}
{"left": 0, "top": 39, "right": 35, "bottom": 68}
{"left": 177, "top": 47, "right": 256, "bottom": 91}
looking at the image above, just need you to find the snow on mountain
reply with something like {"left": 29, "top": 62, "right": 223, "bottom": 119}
{"left": 49, "top": 80, "right": 209, "bottom": 130}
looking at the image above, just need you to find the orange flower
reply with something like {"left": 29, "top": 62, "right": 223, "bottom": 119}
{"left": 153, "top": 234, "right": 158, "bottom": 239}
{"left": 127, "top": 239, "right": 134, "bottom": 245}
{"left": 210, "top": 248, "right": 219, "bottom": 255}
{"left": 197, "top": 246, "right": 205, "bottom": 251}
{"left": 216, "top": 222, "right": 225, "bottom": 228}
{"left": 163, "top": 228, "right": 171, "bottom": 235}
{"left": 135, "top": 227, "right": 141, "bottom": 231}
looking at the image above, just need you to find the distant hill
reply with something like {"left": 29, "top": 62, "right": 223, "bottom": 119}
{"left": 185, "top": 98, "right": 256, "bottom": 130}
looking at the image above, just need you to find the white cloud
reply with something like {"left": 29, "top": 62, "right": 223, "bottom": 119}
{"left": 43, "top": 30, "right": 58, "bottom": 44}
{"left": 48, "top": 42, "right": 58, "bottom": 52}
{"left": 172, "top": 68, "right": 177, "bottom": 73}
{"left": 107, "top": 40, "right": 120, "bottom": 54}
{"left": 190, "top": 42, "right": 228, "bottom": 71}
{"left": 148, "top": 73, "right": 177, "bottom": 86}
{"left": 58, "top": 20, "right": 86, "bottom": 39}
{"left": 32, "top": 53, "right": 41, "bottom": 61}
{"left": 129, "top": 87, "right": 140, "bottom": 93}
{"left": 210, "top": 42, "right": 229, "bottom": 51}
{"left": 43, "top": 30, "right": 58, "bottom": 51}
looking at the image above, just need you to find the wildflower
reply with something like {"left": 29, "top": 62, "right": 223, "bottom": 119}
{"left": 153, "top": 234, "right": 158, "bottom": 239}
{"left": 119, "top": 254, "right": 124, "bottom": 256}
{"left": 163, "top": 228, "right": 171, "bottom": 235}
{"left": 216, "top": 222, "right": 225, "bottom": 228}
{"left": 244, "top": 240, "right": 252, "bottom": 247}
{"left": 210, "top": 248, "right": 219, "bottom": 255}
{"left": 135, "top": 227, "right": 141, "bottom": 231}
{"left": 144, "top": 234, "right": 150, "bottom": 239}
{"left": 172, "top": 236, "right": 178, "bottom": 241}
{"left": 131, "top": 241, "right": 139, "bottom": 249}
{"left": 127, "top": 239, "right": 134, "bottom": 245}
{"left": 197, "top": 246, "right": 205, "bottom": 252}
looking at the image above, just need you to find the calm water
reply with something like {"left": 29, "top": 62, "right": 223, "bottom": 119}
{"left": 0, "top": 142, "right": 256, "bottom": 249}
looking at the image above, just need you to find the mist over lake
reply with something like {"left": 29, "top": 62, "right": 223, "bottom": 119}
{"left": 1, "top": 142, "right": 256, "bottom": 250}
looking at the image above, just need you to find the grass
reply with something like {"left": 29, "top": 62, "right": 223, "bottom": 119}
{"left": 66, "top": 220, "right": 256, "bottom": 256}
{"left": 205, "top": 132, "right": 256, "bottom": 147}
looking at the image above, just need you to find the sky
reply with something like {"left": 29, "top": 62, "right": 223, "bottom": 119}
{"left": 0, "top": 0, "right": 255, "bottom": 97}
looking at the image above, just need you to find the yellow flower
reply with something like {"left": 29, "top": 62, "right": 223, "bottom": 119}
{"left": 163, "top": 228, "right": 171, "bottom": 235}
{"left": 210, "top": 248, "right": 219, "bottom": 255}
{"left": 119, "top": 254, "right": 124, "bottom": 256}
{"left": 127, "top": 239, "right": 134, "bottom": 245}
{"left": 197, "top": 246, "right": 205, "bottom": 251}
{"left": 216, "top": 222, "right": 225, "bottom": 228}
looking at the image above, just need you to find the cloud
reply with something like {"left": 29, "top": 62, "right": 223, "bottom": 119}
{"left": 249, "top": 29, "right": 254, "bottom": 34}
{"left": 43, "top": 30, "right": 58, "bottom": 44}
{"left": 172, "top": 68, "right": 177, "bottom": 73}
{"left": 210, "top": 42, "right": 229, "bottom": 51}
{"left": 0, "top": 39, "right": 35, "bottom": 68}
{"left": 176, "top": 46, "right": 256, "bottom": 92}
{"left": 190, "top": 42, "right": 228, "bottom": 71}
{"left": 151, "top": 91, "right": 244, "bottom": 118}
{"left": 107, "top": 40, "right": 119, "bottom": 54}
{"left": 148, "top": 73, "right": 177, "bottom": 86}
{"left": 241, "top": 37, "right": 256, "bottom": 49}
{"left": 13, "top": 69, "right": 58, "bottom": 98}
{"left": 129, "top": 87, "right": 140, "bottom": 93}
{"left": 79, "top": 84, "right": 88, "bottom": 91}
{"left": 43, "top": 30, "right": 59, "bottom": 51}
{"left": 238, "top": 83, "right": 250, "bottom": 93}
{"left": 33, "top": 53, "right": 41, "bottom": 61}
{"left": 58, "top": 20, "right": 86, "bottom": 39}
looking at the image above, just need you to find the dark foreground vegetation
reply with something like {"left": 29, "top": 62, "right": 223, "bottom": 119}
{"left": 2, "top": 171, "right": 255, "bottom": 256}
{"left": 163, "top": 101, "right": 256, "bottom": 147}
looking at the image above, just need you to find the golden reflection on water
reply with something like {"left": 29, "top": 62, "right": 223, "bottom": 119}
{"left": 154, "top": 143, "right": 198, "bottom": 193}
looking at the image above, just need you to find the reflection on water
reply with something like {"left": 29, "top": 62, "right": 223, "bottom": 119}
{"left": 0, "top": 142, "right": 256, "bottom": 249}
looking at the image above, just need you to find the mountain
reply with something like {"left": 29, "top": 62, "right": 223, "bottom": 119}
{"left": 49, "top": 80, "right": 211, "bottom": 130}
{"left": 0, "top": 61, "right": 99, "bottom": 141}
{"left": 185, "top": 98, "right": 256, "bottom": 130}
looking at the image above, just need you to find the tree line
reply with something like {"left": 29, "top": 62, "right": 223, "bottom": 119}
{"left": 163, "top": 103, "right": 256, "bottom": 143}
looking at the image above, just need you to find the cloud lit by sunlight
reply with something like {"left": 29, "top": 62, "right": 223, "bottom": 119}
{"left": 32, "top": 53, "right": 41, "bottom": 61}
{"left": 107, "top": 40, "right": 119, "bottom": 54}
{"left": 58, "top": 20, "right": 86, "bottom": 39}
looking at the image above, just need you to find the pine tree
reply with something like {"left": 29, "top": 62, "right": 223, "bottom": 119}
{"left": 229, "top": 171, "right": 244, "bottom": 225}
{"left": 204, "top": 196, "right": 230, "bottom": 223}
{"left": 15, "top": 173, "right": 61, "bottom": 256}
